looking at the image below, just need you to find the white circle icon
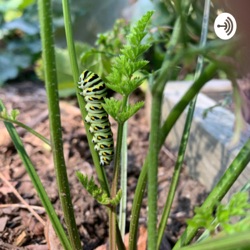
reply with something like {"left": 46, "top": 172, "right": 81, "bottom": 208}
{"left": 214, "top": 13, "right": 237, "bottom": 40}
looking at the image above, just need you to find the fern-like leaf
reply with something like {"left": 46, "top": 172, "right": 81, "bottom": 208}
{"left": 76, "top": 172, "right": 122, "bottom": 207}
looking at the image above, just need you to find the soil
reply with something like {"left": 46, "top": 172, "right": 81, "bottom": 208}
{"left": 0, "top": 82, "right": 207, "bottom": 249}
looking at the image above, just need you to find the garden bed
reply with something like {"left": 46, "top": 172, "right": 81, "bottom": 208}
{"left": 0, "top": 82, "right": 207, "bottom": 249}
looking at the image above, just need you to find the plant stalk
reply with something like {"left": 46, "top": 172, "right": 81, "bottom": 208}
{"left": 129, "top": 60, "right": 218, "bottom": 250}
{"left": 110, "top": 121, "right": 124, "bottom": 249}
{"left": 37, "top": 0, "right": 81, "bottom": 249}
{"left": 61, "top": 1, "right": 125, "bottom": 248}
{"left": 157, "top": 0, "right": 210, "bottom": 247}
{"left": 0, "top": 101, "right": 72, "bottom": 250}
{"left": 119, "top": 119, "right": 128, "bottom": 239}
{"left": 0, "top": 116, "right": 50, "bottom": 146}
{"left": 61, "top": 0, "right": 110, "bottom": 194}
{"left": 173, "top": 138, "right": 250, "bottom": 249}
{"left": 178, "top": 230, "right": 250, "bottom": 250}
{"left": 147, "top": 91, "right": 163, "bottom": 250}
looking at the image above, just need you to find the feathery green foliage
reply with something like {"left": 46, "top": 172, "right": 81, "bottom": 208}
{"left": 76, "top": 172, "right": 122, "bottom": 207}
{"left": 102, "top": 98, "right": 144, "bottom": 123}
{"left": 0, "top": 108, "right": 20, "bottom": 120}
{"left": 187, "top": 192, "right": 250, "bottom": 235}
{"left": 104, "top": 11, "right": 153, "bottom": 122}
{"left": 106, "top": 11, "right": 153, "bottom": 96}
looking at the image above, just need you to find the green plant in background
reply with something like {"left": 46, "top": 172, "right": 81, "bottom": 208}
{"left": 0, "top": 0, "right": 40, "bottom": 84}
{"left": 187, "top": 191, "right": 250, "bottom": 236}
{"left": 1, "top": 1, "right": 250, "bottom": 250}
{"left": 35, "top": 42, "right": 91, "bottom": 97}
{"left": 0, "top": 0, "right": 79, "bottom": 85}
{"left": 80, "top": 18, "right": 130, "bottom": 78}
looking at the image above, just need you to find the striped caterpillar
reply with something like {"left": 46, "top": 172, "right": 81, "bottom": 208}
{"left": 78, "top": 70, "right": 114, "bottom": 165}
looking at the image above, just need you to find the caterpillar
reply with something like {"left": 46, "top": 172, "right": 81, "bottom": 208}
{"left": 78, "top": 70, "right": 114, "bottom": 166}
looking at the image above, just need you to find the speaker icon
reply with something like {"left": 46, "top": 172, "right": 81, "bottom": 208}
{"left": 214, "top": 13, "right": 237, "bottom": 40}
{"left": 217, "top": 17, "right": 233, "bottom": 36}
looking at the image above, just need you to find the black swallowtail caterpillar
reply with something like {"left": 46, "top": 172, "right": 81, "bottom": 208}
{"left": 78, "top": 70, "right": 114, "bottom": 166}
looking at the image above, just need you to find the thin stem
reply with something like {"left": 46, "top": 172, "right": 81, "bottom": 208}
{"left": 119, "top": 117, "right": 128, "bottom": 239}
{"left": 110, "top": 121, "right": 124, "bottom": 249}
{"left": 178, "top": 230, "right": 250, "bottom": 250}
{"left": 0, "top": 116, "right": 50, "bottom": 146}
{"left": 173, "top": 138, "right": 250, "bottom": 249}
{"left": 159, "top": 61, "right": 217, "bottom": 146}
{"left": 0, "top": 100, "right": 72, "bottom": 250}
{"left": 37, "top": 0, "right": 81, "bottom": 249}
{"left": 61, "top": 1, "right": 125, "bottom": 249}
{"left": 128, "top": 157, "right": 148, "bottom": 250}
{"left": 61, "top": 0, "right": 110, "bottom": 195}
{"left": 147, "top": 91, "right": 163, "bottom": 250}
{"left": 129, "top": 60, "right": 218, "bottom": 250}
{"left": 157, "top": 1, "right": 210, "bottom": 248}
{"left": 130, "top": 18, "right": 182, "bottom": 250}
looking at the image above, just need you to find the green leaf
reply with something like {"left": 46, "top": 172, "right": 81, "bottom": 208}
{"left": 18, "top": 0, "right": 35, "bottom": 10}
{"left": 0, "top": 108, "right": 20, "bottom": 120}
{"left": 102, "top": 98, "right": 123, "bottom": 120}
{"left": 102, "top": 99, "right": 144, "bottom": 123}
{"left": 80, "top": 48, "right": 113, "bottom": 78}
{"left": 121, "top": 44, "right": 150, "bottom": 60}
{"left": 35, "top": 42, "right": 91, "bottom": 97}
{"left": 127, "top": 11, "right": 154, "bottom": 46}
{"left": 117, "top": 101, "right": 144, "bottom": 122}
{"left": 76, "top": 172, "right": 121, "bottom": 207}
{"left": 106, "top": 11, "right": 153, "bottom": 96}
{"left": 10, "top": 109, "right": 20, "bottom": 120}
{"left": 186, "top": 206, "right": 214, "bottom": 232}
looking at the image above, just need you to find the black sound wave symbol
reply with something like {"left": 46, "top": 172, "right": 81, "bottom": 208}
{"left": 217, "top": 17, "right": 233, "bottom": 35}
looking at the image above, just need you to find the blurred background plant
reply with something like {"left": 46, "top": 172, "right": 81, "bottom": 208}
{"left": 0, "top": 0, "right": 79, "bottom": 85}
{"left": 0, "top": 0, "right": 40, "bottom": 84}
{"left": 1, "top": 0, "right": 230, "bottom": 94}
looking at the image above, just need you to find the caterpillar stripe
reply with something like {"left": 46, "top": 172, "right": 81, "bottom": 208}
{"left": 78, "top": 70, "right": 114, "bottom": 166}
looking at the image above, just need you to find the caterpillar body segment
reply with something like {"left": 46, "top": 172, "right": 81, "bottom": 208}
{"left": 78, "top": 70, "right": 114, "bottom": 166}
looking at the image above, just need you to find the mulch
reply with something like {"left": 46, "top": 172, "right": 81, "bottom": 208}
{"left": 0, "top": 82, "right": 207, "bottom": 249}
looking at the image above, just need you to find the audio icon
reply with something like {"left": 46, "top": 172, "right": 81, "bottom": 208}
{"left": 214, "top": 13, "right": 237, "bottom": 40}
{"left": 217, "top": 17, "right": 233, "bottom": 36}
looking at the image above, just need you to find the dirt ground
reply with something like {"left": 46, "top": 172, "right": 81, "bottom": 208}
{"left": 0, "top": 82, "right": 207, "bottom": 249}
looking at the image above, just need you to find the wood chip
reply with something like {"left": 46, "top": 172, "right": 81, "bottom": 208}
{"left": 15, "top": 230, "right": 29, "bottom": 246}
{"left": 0, "top": 216, "right": 8, "bottom": 232}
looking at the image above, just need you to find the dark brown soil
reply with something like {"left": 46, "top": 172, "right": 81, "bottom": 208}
{"left": 0, "top": 82, "right": 207, "bottom": 249}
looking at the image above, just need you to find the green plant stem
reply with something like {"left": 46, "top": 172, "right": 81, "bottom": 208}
{"left": 118, "top": 96, "right": 129, "bottom": 239}
{"left": 37, "top": 0, "right": 81, "bottom": 249}
{"left": 110, "top": 121, "right": 124, "bottom": 249}
{"left": 0, "top": 116, "right": 50, "bottom": 146}
{"left": 129, "top": 60, "right": 218, "bottom": 250}
{"left": 119, "top": 119, "right": 128, "bottom": 239}
{"left": 157, "top": 1, "right": 210, "bottom": 248}
{"left": 159, "top": 61, "right": 217, "bottom": 145}
{"left": 0, "top": 100, "right": 72, "bottom": 250}
{"left": 128, "top": 157, "right": 148, "bottom": 250}
{"left": 130, "top": 18, "right": 182, "bottom": 250}
{"left": 147, "top": 91, "right": 163, "bottom": 250}
{"left": 61, "top": 0, "right": 110, "bottom": 194}
{"left": 61, "top": 1, "right": 125, "bottom": 249}
{"left": 178, "top": 230, "right": 250, "bottom": 250}
{"left": 173, "top": 138, "right": 250, "bottom": 249}
{"left": 147, "top": 18, "right": 182, "bottom": 249}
